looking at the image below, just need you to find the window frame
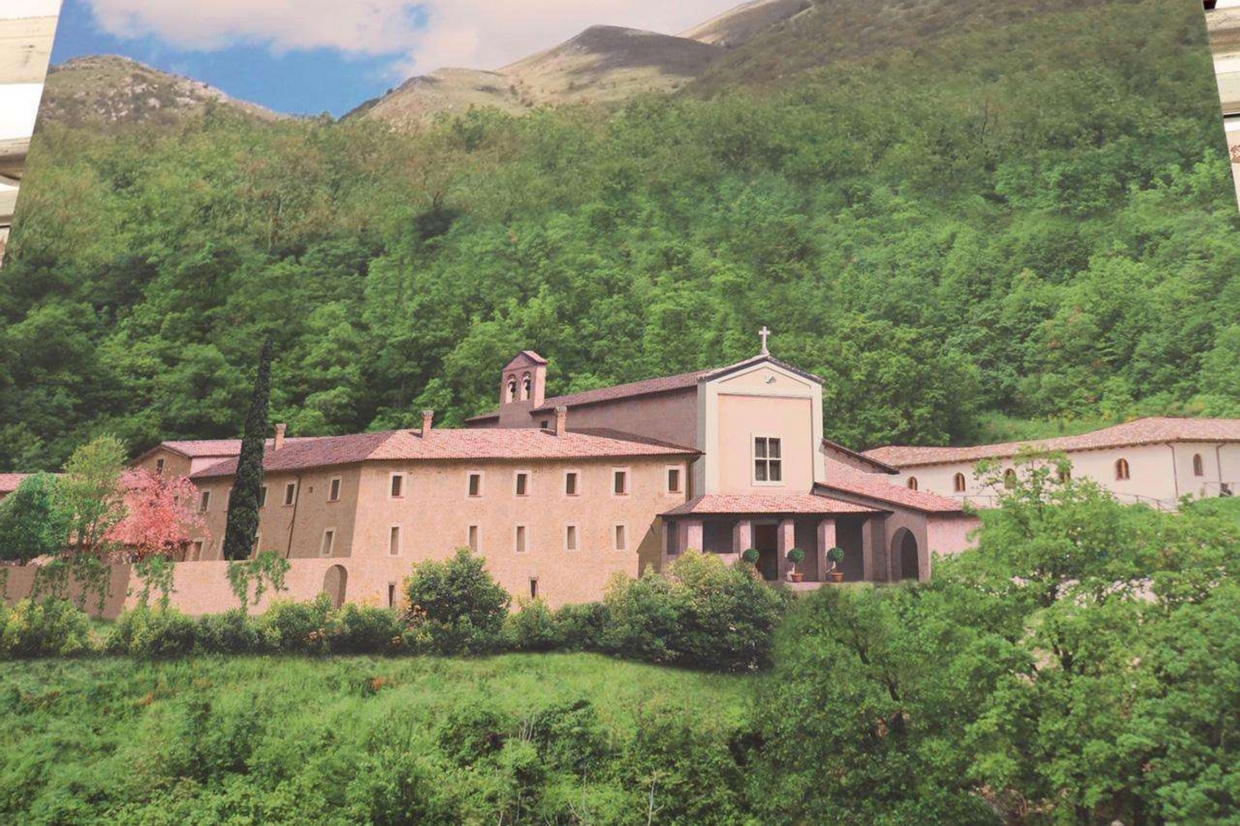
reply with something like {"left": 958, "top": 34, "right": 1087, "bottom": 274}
{"left": 320, "top": 528, "right": 336, "bottom": 558}
{"left": 1115, "top": 458, "right": 1131, "bottom": 481}
{"left": 388, "top": 524, "right": 402, "bottom": 557}
{"left": 565, "top": 523, "right": 579, "bottom": 552}
{"left": 467, "top": 471, "right": 484, "bottom": 499}
{"left": 613, "top": 524, "right": 628, "bottom": 552}
{"left": 953, "top": 473, "right": 966, "bottom": 493}
{"left": 328, "top": 476, "right": 343, "bottom": 502}
{"left": 283, "top": 481, "right": 297, "bottom": 507}
{"left": 907, "top": 476, "right": 919, "bottom": 491}
{"left": 665, "top": 465, "right": 683, "bottom": 495}
{"left": 467, "top": 524, "right": 481, "bottom": 553}
{"left": 1193, "top": 453, "right": 1205, "bottom": 477}
{"left": 611, "top": 467, "right": 631, "bottom": 497}
{"left": 155, "top": 458, "right": 165, "bottom": 475}
{"left": 514, "top": 524, "right": 528, "bottom": 554}
{"left": 752, "top": 435, "right": 785, "bottom": 486}
{"left": 563, "top": 469, "right": 581, "bottom": 497}
{"left": 388, "top": 472, "right": 405, "bottom": 500}
{"left": 199, "top": 489, "right": 211, "bottom": 513}
{"left": 514, "top": 470, "right": 532, "bottom": 498}
{"left": 258, "top": 485, "right": 268, "bottom": 508}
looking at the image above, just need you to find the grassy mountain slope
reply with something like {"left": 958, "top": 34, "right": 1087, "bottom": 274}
{"left": 679, "top": 0, "right": 814, "bottom": 48}
{"left": 39, "top": 55, "right": 279, "bottom": 128}
{"left": 1, "top": 0, "right": 1235, "bottom": 470}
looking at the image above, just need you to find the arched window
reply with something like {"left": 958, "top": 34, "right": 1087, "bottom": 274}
{"left": 906, "top": 476, "right": 918, "bottom": 491}
{"left": 953, "top": 473, "right": 966, "bottom": 493}
{"left": 506, "top": 377, "right": 517, "bottom": 403}
{"left": 1193, "top": 454, "right": 1204, "bottom": 477}
{"left": 520, "top": 373, "right": 531, "bottom": 401}
{"left": 1003, "top": 468, "right": 1017, "bottom": 489}
{"left": 1115, "top": 458, "right": 1130, "bottom": 481}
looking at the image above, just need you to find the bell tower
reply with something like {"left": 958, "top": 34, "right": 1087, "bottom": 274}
{"left": 498, "top": 350, "right": 548, "bottom": 427}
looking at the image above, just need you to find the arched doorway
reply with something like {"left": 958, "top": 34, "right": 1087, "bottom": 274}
{"left": 322, "top": 564, "right": 348, "bottom": 608}
{"left": 891, "top": 529, "right": 920, "bottom": 581}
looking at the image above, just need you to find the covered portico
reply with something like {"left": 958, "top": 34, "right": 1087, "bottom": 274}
{"left": 660, "top": 493, "right": 884, "bottom": 584}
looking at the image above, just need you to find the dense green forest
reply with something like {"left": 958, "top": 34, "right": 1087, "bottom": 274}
{"left": 2, "top": 0, "right": 1238, "bottom": 470}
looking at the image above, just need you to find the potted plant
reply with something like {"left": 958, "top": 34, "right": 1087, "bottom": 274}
{"left": 741, "top": 548, "right": 760, "bottom": 565}
{"left": 826, "top": 546, "right": 846, "bottom": 582}
{"left": 786, "top": 547, "right": 806, "bottom": 582}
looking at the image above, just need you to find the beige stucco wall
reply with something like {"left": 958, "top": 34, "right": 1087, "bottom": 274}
{"left": 700, "top": 363, "right": 824, "bottom": 495}
{"left": 891, "top": 442, "right": 1238, "bottom": 508}
{"left": 548, "top": 389, "right": 699, "bottom": 451}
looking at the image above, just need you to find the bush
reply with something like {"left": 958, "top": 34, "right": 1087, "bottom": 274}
{"left": 326, "top": 603, "right": 403, "bottom": 655}
{"left": 602, "top": 551, "right": 791, "bottom": 671}
{"left": 404, "top": 549, "right": 510, "bottom": 654}
{"left": 505, "top": 599, "right": 564, "bottom": 652}
{"left": 0, "top": 598, "right": 95, "bottom": 658}
{"left": 260, "top": 595, "right": 332, "bottom": 654}
{"left": 196, "top": 609, "right": 265, "bottom": 654}
{"left": 551, "top": 602, "right": 609, "bottom": 651}
{"left": 106, "top": 606, "right": 198, "bottom": 659}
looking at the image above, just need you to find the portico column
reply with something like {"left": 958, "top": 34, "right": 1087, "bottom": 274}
{"left": 733, "top": 519, "right": 753, "bottom": 554}
{"left": 862, "top": 517, "right": 879, "bottom": 581}
{"left": 777, "top": 519, "right": 795, "bottom": 580}
{"left": 817, "top": 518, "right": 836, "bottom": 581}
{"left": 680, "top": 519, "right": 704, "bottom": 553}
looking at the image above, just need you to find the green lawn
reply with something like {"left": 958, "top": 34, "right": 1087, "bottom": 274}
{"left": 0, "top": 653, "right": 755, "bottom": 824}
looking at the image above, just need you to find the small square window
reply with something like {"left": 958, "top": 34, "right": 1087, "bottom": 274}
{"left": 258, "top": 485, "right": 268, "bottom": 508}
{"left": 320, "top": 529, "right": 335, "bottom": 557}
{"left": 468, "top": 472, "right": 483, "bottom": 497}
{"left": 329, "top": 477, "right": 342, "bottom": 502}
{"left": 515, "top": 525, "right": 527, "bottom": 554}
{"left": 389, "top": 525, "right": 401, "bottom": 557}
{"left": 566, "top": 524, "right": 578, "bottom": 551}
{"left": 614, "top": 524, "right": 627, "bottom": 551}
{"left": 515, "top": 472, "right": 530, "bottom": 497}
{"left": 390, "top": 473, "right": 404, "bottom": 498}
{"left": 565, "top": 471, "right": 579, "bottom": 496}
{"left": 613, "top": 469, "right": 629, "bottom": 496}
{"left": 199, "top": 490, "right": 211, "bottom": 513}
{"left": 666, "top": 467, "right": 681, "bottom": 494}
{"left": 468, "top": 525, "right": 480, "bottom": 552}
{"left": 284, "top": 482, "right": 297, "bottom": 506}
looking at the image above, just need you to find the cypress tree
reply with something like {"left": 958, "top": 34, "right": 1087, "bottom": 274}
{"left": 222, "top": 338, "right": 273, "bottom": 561}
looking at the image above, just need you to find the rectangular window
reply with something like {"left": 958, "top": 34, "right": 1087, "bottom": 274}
{"left": 320, "top": 529, "right": 335, "bottom": 557}
{"left": 468, "top": 525, "right": 480, "bottom": 552}
{"left": 468, "top": 472, "right": 483, "bottom": 498}
{"left": 515, "top": 471, "right": 530, "bottom": 497}
{"left": 155, "top": 458, "right": 165, "bottom": 475}
{"left": 284, "top": 482, "right": 297, "bottom": 506}
{"left": 666, "top": 467, "right": 682, "bottom": 494}
{"left": 529, "top": 578, "right": 539, "bottom": 600}
{"left": 199, "top": 490, "right": 211, "bottom": 513}
{"left": 258, "top": 485, "right": 268, "bottom": 508}
{"left": 754, "top": 437, "right": 783, "bottom": 483}
{"left": 614, "top": 524, "right": 627, "bottom": 551}
{"left": 389, "top": 473, "right": 404, "bottom": 499}
{"left": 387, "top": 583, "right": 397, "bottom": 608}
{"left": 389, "top": 525, "right": 401, "bottom": 557}
{"left": 191, "top": 540, "right": 204, "bottom": 561}
{"left": 613, "top": 469, "right": 629, "bottom": 496}
{"left": 515, "top": 525, "right": 527, "bottom": 554}
{"left": 565, "top": 471, "right": 579, "bottom": 496}
{"left": 329, "top": 477, "right": 342, "bottom": 502}
{"left": 566, "top": 524, "right": 578, "bottom": 551}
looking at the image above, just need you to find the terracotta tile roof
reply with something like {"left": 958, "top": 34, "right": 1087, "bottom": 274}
{"left": 864, "top": 417, "right": 1240, "bottom": 469}
{"left": 662, "top": 492, "right": 879, "bottom": 517}
{"left": 0, "top": 473, "right": 31, "bottom": 493}
{"left": 469, "top": 353, "right": 825, "bottom": 421}
{"left": 193, "top": 428, "right": 698, "bottom": 478}
{"left": 145, "top": 437, "right": 311, "bottom": 459}
{"left": 817, "top": 460, "right": 967, "bottom": 514}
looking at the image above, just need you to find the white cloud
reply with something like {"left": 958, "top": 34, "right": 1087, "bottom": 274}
{"left": 82, "top": 0, "right": 740, "bottom": 77}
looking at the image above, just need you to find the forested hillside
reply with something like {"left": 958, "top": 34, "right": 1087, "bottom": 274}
{"left": 1, "top": 0, "right": 1237, "bottom": 470}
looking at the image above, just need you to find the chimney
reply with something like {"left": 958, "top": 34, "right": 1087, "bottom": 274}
{"left": 554, "top": 405, "right": 568, "bottom": 437}
{"left": 274, "top": 423, "right": 287, "bottom": 451}
{"left": 421, "top": 409, "right": 434, "bottom": 438}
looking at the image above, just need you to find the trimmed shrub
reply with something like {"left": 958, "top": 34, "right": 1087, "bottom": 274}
{"left": 404, "top": 549, "right": 510, "bottom": 654}
{"left": 106, "top": 606, "right": 199, "bottom": 659}
{"left": 505, "top": 599, "right": 564, "bottom": 652}
{"left": 260, "top": 595, "right": 332, "bottom": 654}
{"left": 327, "top": 603, "right": 403, "bottom": 655}
{"left": 0, "top": 598, "right": 94, "bottom": 658}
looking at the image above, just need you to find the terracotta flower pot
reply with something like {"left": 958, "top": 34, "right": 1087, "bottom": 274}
{"left": 828, "top": 571, "right": 845, "bottom": 583}
{"left": 790, "top": 572, "right": 804, "bottom": 583}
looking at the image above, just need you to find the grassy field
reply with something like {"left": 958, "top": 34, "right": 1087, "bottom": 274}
{"left": 0, "top": 653, "right": 754, "bottom": 824}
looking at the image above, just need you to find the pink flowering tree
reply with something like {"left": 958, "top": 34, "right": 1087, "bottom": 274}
{"left": 107, "top": 469, "right": 207, "bottom": 560}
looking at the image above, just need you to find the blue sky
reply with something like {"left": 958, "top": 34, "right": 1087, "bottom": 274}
{"left": 50, "top": 0, "right": 739, "bottom": 117}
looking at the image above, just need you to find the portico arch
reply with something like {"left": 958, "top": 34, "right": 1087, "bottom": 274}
{"left": 322, "top": 564, "right": 348, "bottom": 608}
{"left": 891, "top": 528, "right": 920, "bottom": 582}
